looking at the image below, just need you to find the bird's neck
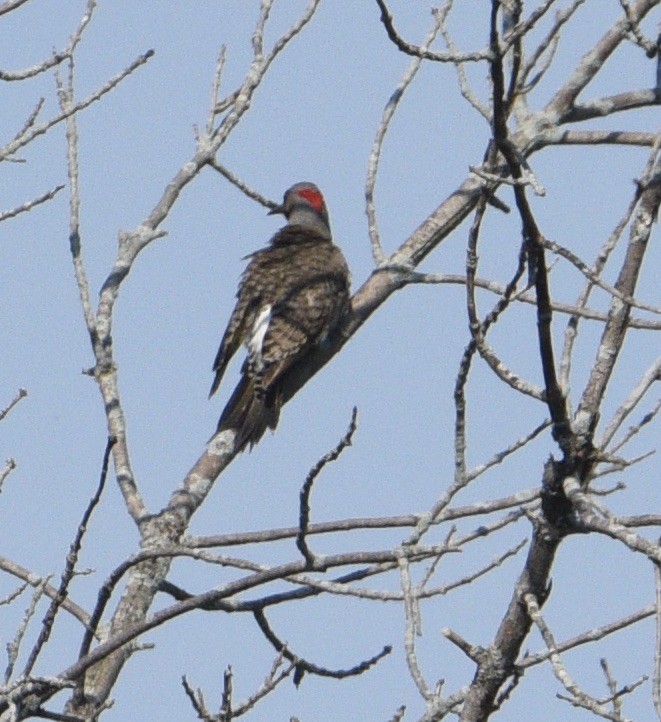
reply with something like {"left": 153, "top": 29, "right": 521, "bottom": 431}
{"left": 286, "top": 207, "right": 331, "bottom": 239}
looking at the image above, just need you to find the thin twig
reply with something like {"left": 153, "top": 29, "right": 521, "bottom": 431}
{"left": 205, "top": 46, "right": 227, "bottom": 136}
{"left": 253, "top": 607, "right": 391, "bottom": 683}
{"left": 4, "top": 578, "right": 50, "bottom": 684}
{"left": 564, "top": 478, "right": 661, "bottom": 563}
{"left": 438, "top": 2, "right": 491, "bottom": 119}
{"left": 297, "top": 407, "right": 357, "bottom": 565}
{"left": 467, "top": 419, "right": 550, "bottom": 481}
{"left": 399, "top": 272, "right": 661, "bottom": 328}
{"left": 186, "top": 487, "right": 539, "bottom": 548}
{"left": 525, "top": 593, "right": 636, "bottom": 721}
{"left": 575, "top": 146, "right": 660, "bottom": 441}
{"left": 231, "top": 652, "right": 295, "bottom": 717}
{"left": 0, "top": 0, "right": 96, "bottom": 81}
{"left": 57, "top": 57, "right": 97, "bottom": 343}
{"left": 520, "top": 0, "right": 587, "bottom": 91}
{"left": 0, "top": 557, "right": 91, "bottom": 628}
{"left": 0, "top": 49, "right": 155, "bottom": 161}
{"left": 618, "top": 0, "right": 658, "bottom": 54}
{"left": 491, "top": 6, "right": 571, "bottom": 454}
{"left": 0, "top": 187, "right": 65, "bottom": 223}
{"left": 598, "top": 359, "right": 661, "bottom": 450}
{"left": 0, "top": 389, "right": 27, "bottom": 421}
{"left": 0, "top": 459, "right": 16, "bottom": 493}
{"left": 374, "top": 0, "right": 492, "bottom": 63}
{"left": 366, "top": 10, "right": 445, "bottom": 263}
{"left": 0, "top": 582, "right": 28, "bottom": 607}
{"left": 545, "top": 0, "right": 660, "bottom": 120}
{"left": 398, "top": 555, "right": 431, "bottom": 701}
{"left": 181, "top": 676, "right": 208, "bottom": 720}
{"left": 543, "top": 235, "right": 660, "bottom": 315}
{"left": 558, "top": 158, "right": 650, "bottom": 390}
{"left": 520, "top": 604, "right": 654, "bottom": 668}
{"left": 208, "top": 159, "right": 276, "bottom": 210}
{"left": 24, "top": 437, "right": 114, "bottom": 678}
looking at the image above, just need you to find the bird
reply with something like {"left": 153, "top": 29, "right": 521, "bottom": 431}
{"left": 210, "top": 182, "right": 350, "bottom": 452}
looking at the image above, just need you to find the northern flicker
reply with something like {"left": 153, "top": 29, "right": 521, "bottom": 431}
{"left": 210, "top": 182, "right": 350, "bottom": 452}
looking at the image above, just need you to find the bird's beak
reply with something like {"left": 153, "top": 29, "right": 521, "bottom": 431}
{"left": 268, "top": 204, "right": 285, "bottom": 216}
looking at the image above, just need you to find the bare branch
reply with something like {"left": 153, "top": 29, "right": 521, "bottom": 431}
{"left": 549, "top": 129, "right": 660, "bottom": 147}
{"left": 543, "top": 235, "right": 661, "bottom": 315}
{"left": 401, "top": 271, "right": 661, "bottom": 329}
{"left": 0, "top": 0, "right": 96, "bottom": 81}
{"left": 57, "top": 57, "right": 97, "bottom": 346}
{"left": 520, "top": 603, "right": 654, "bottom": 668}
{"left": 598, "top": 358, "right": 661, "bottom": 450}
{"left": 253, "top": 607, "right": 391, "bottom": 684}
{"left": 491, "top": 6, "right": 572, "bottom": 453}
{"left": 0, "top": 186, "right": 65, "bottom": 223}
{"left": 231, "top": 653, "right": 295, "bottom": 718}
{"left": 545, "top": 0, "right": 660, "bottom": 121}
{"left": 0, "top": 0, "right": 30, "bottom": 17}
{"left": 399, "top": 555, "right": 431, "bottom": 701}
{"left": 0, "top": 49, "right": 155, "bottom": 162}
{"left": 520, "top": 0, "right": 588, "bottom": 92}
{"left": 208, "top": 159, "right": 277, "bottom": 211}
{"left": 525, "top": 593, "right": 636, "bottom": 721}
{"left": 467, "top": 419, "right": 550, "bottom": 481}
{"left": 186, "top": 488, "right": 539, "bottom": 549}
{"left": 575, "top": 149, "right": 660, "bottom": 440}
{"left": 366, "top": 10, "right": 445, "bottom": 264}
{"left": 374, "top": 0, "right": 492, "bottom": 63}
{"left": 559, "top": 155, "right": 647, "bottom": 389}
{"left": 0, "top": 582, "right": 28, "bottom": 607}
{"left": 423, "top": 540, "right": 528, "bottom": 598}
{"left": 24, "top": 437, "right": 114, "bottom": 678}
{"left": 443, "top": 627, "right": 481, "bottom": 663}
{"left": 438, "top": 4, "right": 491, "bottom": 120}
{"left": 0, "top": 388, "right": 27, "bottom": 421}
{"left": 297, "top": 407, "right": 357, "bottom": 565}
{"left": 564, "top": 478, "right": 661, "bottom": 563}
{"left": 181, "top": 675, "right": 209, "bottom": 720}
{"left": 4, "top": 577, "right": 50, "bottom": 684}
{"left": 204, "top": 45, "right": 227, "bottom": 137}
{"left": 6, "top": 97, "right": 45, "bottom": 160}
{"left": 613, "top": 512, "right": 661, "bottom": 527}
{"left": 563, "top": 88, "right": 661, "bottom": 123}
{"left": 0, "top": 557, "right": 91, "bottom": 628}
{"left": 618, "top": 0, "right": 659, "bottom": 55}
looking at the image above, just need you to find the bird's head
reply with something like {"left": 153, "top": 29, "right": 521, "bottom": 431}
{"left": 269, "top": 182, "right": 331, "bottom": 238}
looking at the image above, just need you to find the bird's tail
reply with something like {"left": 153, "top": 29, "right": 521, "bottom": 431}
{"left": 216, "top": 376, "right": 280, "bottom": 452}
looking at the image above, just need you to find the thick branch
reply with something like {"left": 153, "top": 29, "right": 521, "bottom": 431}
{"left": 545, "top": 0, "right": 660, "bottom": 121}
{"left": 575, "top": 155, "right": 660, "bottom": 441}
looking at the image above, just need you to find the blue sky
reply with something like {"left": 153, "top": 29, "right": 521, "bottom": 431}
{"left": 0, "top": 2, "right": 659, "bottom": 720}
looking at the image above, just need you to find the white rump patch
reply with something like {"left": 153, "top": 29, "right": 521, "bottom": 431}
{"left": 247, "top": 304, "right": 272, "bottom": 370}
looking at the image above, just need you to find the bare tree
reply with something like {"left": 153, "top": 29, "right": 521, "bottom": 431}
{"left": 0, "top": 1, "right": 659, "bottom": 721}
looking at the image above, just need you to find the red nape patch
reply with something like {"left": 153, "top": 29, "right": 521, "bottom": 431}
{"left": 298, "top": 187, "right": 325, "bottom": 213}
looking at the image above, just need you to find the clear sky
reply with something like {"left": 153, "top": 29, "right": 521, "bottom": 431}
{"left": 0, "top": 2, "right": 659, "bottom": 720}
